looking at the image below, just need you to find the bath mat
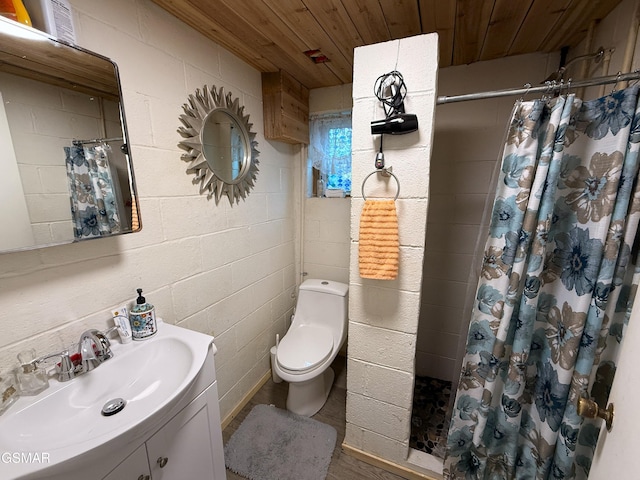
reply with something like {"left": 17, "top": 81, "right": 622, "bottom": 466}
{"left": 224, "top": 404, "right": 337, "bottom": 480}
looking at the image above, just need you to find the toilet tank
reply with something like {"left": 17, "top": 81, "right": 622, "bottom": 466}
{"left": 295, "top": 280, "right": 349, "bottom": 336}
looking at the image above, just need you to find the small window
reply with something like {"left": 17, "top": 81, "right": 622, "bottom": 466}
{"left": 308, "top": 112, "right": 352, "bottom": 196}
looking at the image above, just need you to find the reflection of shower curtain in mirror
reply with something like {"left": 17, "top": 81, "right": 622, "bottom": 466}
{"left": 231, "top": 126, "right": 242, "bottom": 179}
{"left": 64, "top": 143, "right": 121, "bottom": 239}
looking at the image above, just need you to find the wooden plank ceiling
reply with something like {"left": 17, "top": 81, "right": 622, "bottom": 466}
{"left": 152, "top": 0, "right": 622, "bottom": 90}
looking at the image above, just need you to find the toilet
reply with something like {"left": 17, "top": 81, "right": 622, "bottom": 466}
{"left": 273, "top": 279, "right": 349, "bottom": 416}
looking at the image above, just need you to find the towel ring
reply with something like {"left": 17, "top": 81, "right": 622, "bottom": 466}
{"left": 361, "top": 169, "right": 400, "bottom": 201}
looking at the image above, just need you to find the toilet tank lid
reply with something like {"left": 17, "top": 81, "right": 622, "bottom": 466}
{"left": 300, "top": 279, "right": 348, "bottom": 297}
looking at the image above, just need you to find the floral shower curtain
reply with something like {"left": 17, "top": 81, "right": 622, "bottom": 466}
{"left": 444, "top": 86, "right": 640, "bottom": 480}
{"left": 65, "top": 143, "right": 121, "bottom": 239}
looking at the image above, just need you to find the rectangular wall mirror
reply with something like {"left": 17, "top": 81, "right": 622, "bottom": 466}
{"left": 0, "top": 16, "right": 140, "bottom": 253}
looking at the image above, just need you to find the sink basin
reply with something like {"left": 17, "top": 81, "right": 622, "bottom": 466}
{"left": 0, "top": 321, "right": 214, "bottom": 479}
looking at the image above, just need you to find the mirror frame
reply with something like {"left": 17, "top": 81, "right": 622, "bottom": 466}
{"left": 178, "top": 85, "right": 259, "bottom": 205}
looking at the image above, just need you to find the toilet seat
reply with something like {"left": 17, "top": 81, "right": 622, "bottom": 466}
{"left": 276, "top": 325, "right": 333, "bottom": 373}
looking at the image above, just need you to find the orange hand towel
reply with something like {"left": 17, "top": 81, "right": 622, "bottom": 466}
{"left": 359, "top": 199, "right": 399, "bottom": 280}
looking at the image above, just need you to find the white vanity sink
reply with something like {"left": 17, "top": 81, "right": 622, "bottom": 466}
{"left": 0, "top": 322, "right": 226, "bottom": 480}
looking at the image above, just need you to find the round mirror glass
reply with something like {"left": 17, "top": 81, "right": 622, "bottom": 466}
{"left": 201, "top": 109, "right": 248, "bottom": 184}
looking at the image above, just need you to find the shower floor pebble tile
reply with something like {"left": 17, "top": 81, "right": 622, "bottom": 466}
{"left": 410, "top": 375, "right": 452, "bottom": 459}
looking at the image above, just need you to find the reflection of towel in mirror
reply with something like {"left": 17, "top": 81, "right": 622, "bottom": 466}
{"left": 358, "top": 199, "right": 399, "bottom": 280}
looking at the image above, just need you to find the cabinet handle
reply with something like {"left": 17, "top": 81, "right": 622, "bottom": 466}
{"left": 157, "top": 456, "right": 169, "bottom": 468}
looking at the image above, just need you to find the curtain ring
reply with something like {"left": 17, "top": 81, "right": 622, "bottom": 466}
{"left": 612, "top": 72, "right": 622, "bottom": 93}
{"left": 518, "top": 83, "right": 532, "bottom": 103}
{"left": 361, "top": 169, "right": 400, "bottom": 201}
{"left": 542, "top": 80, "right": 554, "bottom": 102}
{"left": 557, "top": 79, "right": 568, "bottom": 97}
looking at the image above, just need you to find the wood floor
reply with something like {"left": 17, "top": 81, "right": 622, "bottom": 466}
{"left": 222, "top": 356, "right": 408, "bottom": 480}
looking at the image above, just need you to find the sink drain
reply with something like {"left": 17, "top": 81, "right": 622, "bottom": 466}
{"left": 101, "top": 398, "right": 126, "bottom": 416}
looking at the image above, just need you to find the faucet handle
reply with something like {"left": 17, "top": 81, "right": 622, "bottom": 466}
{"left": 33, "top": 350, "right": 75, "bottom": 382}
{"left": 57, "top": 351, "right": 75, "bottom": 382}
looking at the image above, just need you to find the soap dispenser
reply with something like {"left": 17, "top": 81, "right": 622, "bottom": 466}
{"left": 130, "top": 288, "right": 157, "bottom": 340}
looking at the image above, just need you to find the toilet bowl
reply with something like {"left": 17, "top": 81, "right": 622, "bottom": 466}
{"left": 273, "top": 279, "right": 348, "bottom": 416}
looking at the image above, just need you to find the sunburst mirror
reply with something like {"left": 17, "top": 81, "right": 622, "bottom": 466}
{"left": 178, "top": 85, "right": 259, "bottom": 204}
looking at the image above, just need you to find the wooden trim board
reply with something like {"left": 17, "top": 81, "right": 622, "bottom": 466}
{"left": 221, "top": 370, "right": 271, "bottom": 430}
{"left": 341, "top": 443, "right": 441, "bottom": 480}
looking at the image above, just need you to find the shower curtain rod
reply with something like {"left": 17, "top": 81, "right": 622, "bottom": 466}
{"left": 436, "top": 70, "right": 640, "bottom": 105}
{"left": 72, "top": 136, "right": 124, "bottom": 145}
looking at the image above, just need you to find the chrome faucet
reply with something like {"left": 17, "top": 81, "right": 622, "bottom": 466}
{"left": 31, "top": 350, "right": 76, "bottom": 382}
{"left": 25, "top": 328, "right": 115, "bottom": 382}
{"left": 79, "top": 329, "right": 114, "bottom": 372}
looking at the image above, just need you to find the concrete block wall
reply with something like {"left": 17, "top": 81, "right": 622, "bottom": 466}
{"left": 302, "top": 84, "right": 354, "bottom": 285}
{"left": 346, "top": 34, "right": 437, "bottom": 467}
{"left": 303, "top": 198, "right": 350, "bottom": 283}
{"left": 0, "top": 0, "right": 297, "bottom": 421}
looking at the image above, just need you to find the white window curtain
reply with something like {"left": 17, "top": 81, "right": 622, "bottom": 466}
{"left": 308, "top": 112, "right": 352, "bottom": 193}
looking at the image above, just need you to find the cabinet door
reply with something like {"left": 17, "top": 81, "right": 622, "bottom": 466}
{"left": 103, "top": 443, "right": 150, "bottom": 480}
{"left": 146, "top": 393, "right": 219, "bottom": 479}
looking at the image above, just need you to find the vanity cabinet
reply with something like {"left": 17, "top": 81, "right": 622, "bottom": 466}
{"left": 103, "top": 382, "right": 223, "bottom": 480}
{"left": 103, "top": 444, "right": 149, "bottom": 480}
{"left": 101, "top": 368, "right": 225, "bottom": 480}
{"left": 147, "top": 384, "right": 221, "bottom": 479}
